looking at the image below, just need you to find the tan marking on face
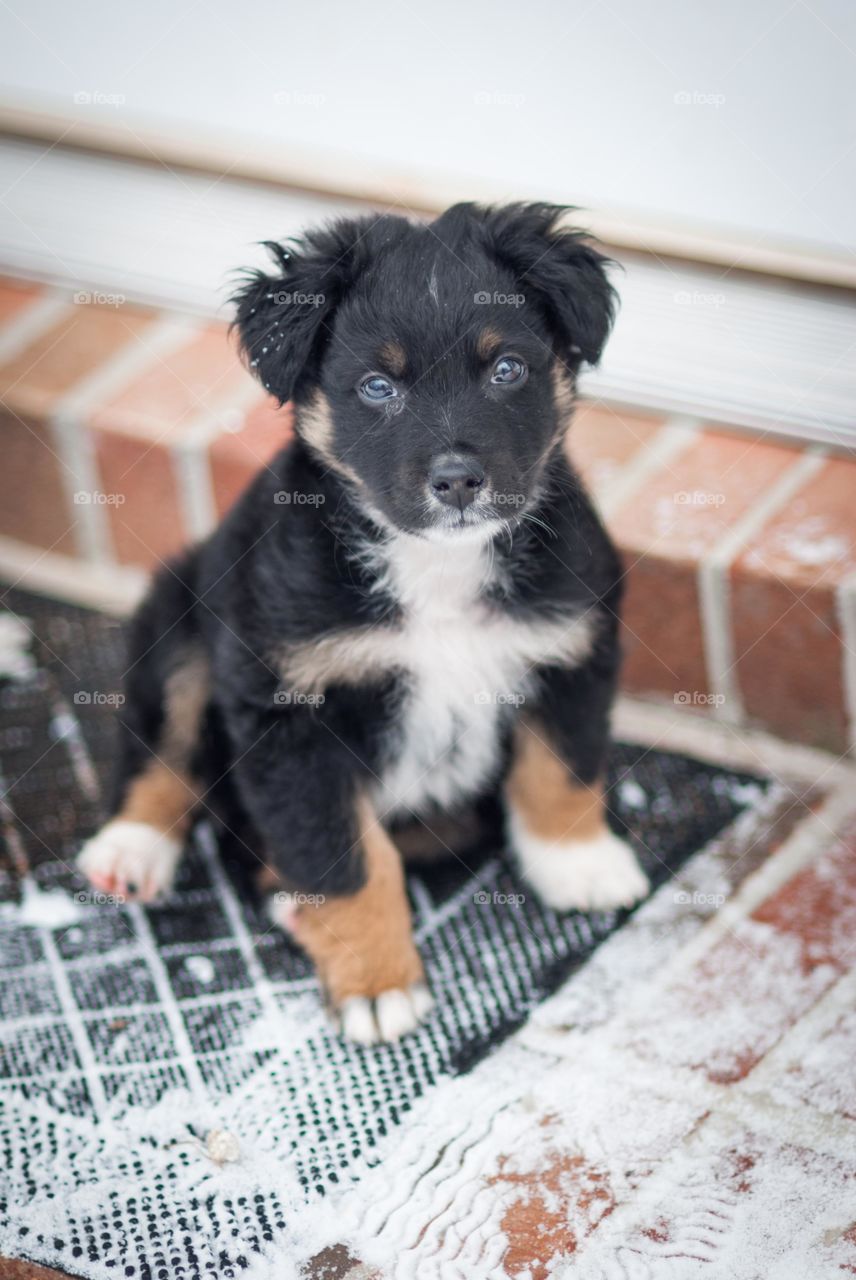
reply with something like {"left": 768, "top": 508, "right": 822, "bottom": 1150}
{"left": 298, "top": 391, "right": 362, "bottom": 486}
{"left": 477, "top": 326, "right": 503, "bottom": 361}
{"left": 551, "top": 366, "right": 576, "bottom": 425}
{"left": 288, "top": 796, "right": 423, "bottom": 1005}
{"left": 377, "top": 340, "right": 406, "bottom": 378}
{"left": 505, "top": 719, "right": 606, "bottom": 842}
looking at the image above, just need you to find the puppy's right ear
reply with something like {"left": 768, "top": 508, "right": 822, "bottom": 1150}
{"left": 231, "top": 219, "right": 364, "bottom": 404}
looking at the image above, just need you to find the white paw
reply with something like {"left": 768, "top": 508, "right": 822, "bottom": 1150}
{"left": 510, "top": 818, "right": 649, "bottom": 912}
{"left": 338, "top": 984, "right": 434, "bottom": 1045}
{"left": 77, "top": 820, "right": 182, "bottom": 903}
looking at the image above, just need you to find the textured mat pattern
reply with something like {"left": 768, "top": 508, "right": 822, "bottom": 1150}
{"left": 0, "top": 590, "right": 771, "bottom": 1279}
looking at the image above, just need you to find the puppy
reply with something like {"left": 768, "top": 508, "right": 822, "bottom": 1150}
{"left": 78, "top": 202, "right": 649, "bottom": 1044}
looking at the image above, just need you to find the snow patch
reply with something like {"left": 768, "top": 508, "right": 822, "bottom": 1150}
{"left": 0, "top": 613, "right": 36, "bottom": 680}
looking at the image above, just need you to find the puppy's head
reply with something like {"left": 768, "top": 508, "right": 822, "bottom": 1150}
{"left": 233, "top": 203, "right": 616, "bottom": 539}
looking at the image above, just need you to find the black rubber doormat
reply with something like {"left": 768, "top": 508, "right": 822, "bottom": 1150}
{"left": 0, "top": 588, "right": 773, "bottom": 1279}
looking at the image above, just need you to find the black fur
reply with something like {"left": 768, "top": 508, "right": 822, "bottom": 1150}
{"left": 112, "top": 202, "right": 623, "bottom": 897}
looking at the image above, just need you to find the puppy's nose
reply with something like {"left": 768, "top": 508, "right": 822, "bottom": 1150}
{"left": 430, "top": 454, "right": 485, "bottom": 509}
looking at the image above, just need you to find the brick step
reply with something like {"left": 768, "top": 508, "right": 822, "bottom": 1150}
{"left": 2, "top": 277, "right": 855, "bottom": 754}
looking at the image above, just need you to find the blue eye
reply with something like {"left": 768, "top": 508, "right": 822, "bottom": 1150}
{"left": 359, "top": 374, "right": 398, "bottom": 402}
{"left": 491, "top": 355, "right": 527, "bottom": 386}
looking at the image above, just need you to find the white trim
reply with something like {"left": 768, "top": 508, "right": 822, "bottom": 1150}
{"left": 613, "top": 693, "right": 855, "bottom": 787}
{"left": 0, "top": 533, "right": 147, "bottom": 615}
{"left": 2, "top": 105, "right": 854, "bottom": 289}
{"left": 698, "top": 449, "right": 828, "bottom": 725}
{"left": 0, "top": 288, "right": 68, "bottom": 363}
{"left": 2, "top": 140, "right": 855, "bottom": 449}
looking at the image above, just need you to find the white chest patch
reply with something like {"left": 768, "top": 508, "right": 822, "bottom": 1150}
{"left": 362, "top": 531, "right": 596, "bottom": 821}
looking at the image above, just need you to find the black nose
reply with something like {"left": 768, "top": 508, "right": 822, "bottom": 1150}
{"left": 430, "top": 454, "right": 485, "bottom": 509}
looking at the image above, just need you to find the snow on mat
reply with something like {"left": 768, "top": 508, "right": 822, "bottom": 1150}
{"left": 0, "top": 592, "right": 774, "bottom": 1278}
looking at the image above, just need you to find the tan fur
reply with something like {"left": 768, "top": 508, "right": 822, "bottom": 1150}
{"left": 160, "top": 649, "right": 210, "bottom": 765}
{"left": 506, "top": 719, "right": 606, "bottom": 842}
{"left": 299, "top": 392, "right": 362, "bottom": 486}
{"left": 278, "top": 608, "right": 596, "bottom": 701}
{"left": 551, "top": 366, "right": 576, "bottom": 425}
{"left": 378, "top": 340, "right": 406, "bottom": 378}
{"left": 289, "top": 796, "right": 423, "bottom": 1005}
{"left": 278, "top": 624, "right": 397, "bottom": 696}
{"left": 117, "top": 647, "right": 208, "bottom": 837}
{"left": 477, "top": 326, "right": 503, "bottom": 361}
{"left": 121, "top": 759, "right": 201, "bottom": 837}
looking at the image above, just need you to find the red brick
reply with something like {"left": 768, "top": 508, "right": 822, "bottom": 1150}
{"left": 610, "top": 430, "right": 800, "bottom": 701}
{"left": 0, "top": 277, "right": 43, "bottom": 328}
{"left": 625, "top": 822, "right": 856, "bottom": 1085}
{"left": 496, "top": 1141, "right": 614, "bottom": 1278}
{"left": 731, "top": 456, "right": 856, "bottom": 751}
{"left": 566, "top": 402, "right": 663, "bottom": 498}
{"left": 94, "top": 430, "right": 185, "bottom": 569}
{"left": 91, "top": 325, "right": 249, "bottom": 442}
{"left": 0, "top": 408, "right": 77, "bottom": 553}
{"left": 0, "top": 302, "right": 155, "bottom": 420}
{"left": 209, "top": 396, "right": 293, "bottom": 517}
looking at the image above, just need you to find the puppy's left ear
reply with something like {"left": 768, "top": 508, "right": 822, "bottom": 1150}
{"left": 478, "top": 202, "right": 618, "bottom": 369}
{"left": 231, "top": 218, "right": 366, "bottom": 404}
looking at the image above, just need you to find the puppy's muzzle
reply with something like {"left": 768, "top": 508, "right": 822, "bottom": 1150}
{"left": 429, "top": 454, "right": 485, "bottom": 511}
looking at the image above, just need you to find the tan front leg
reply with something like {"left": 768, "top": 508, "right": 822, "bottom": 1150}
{"left": 274, "top": 797, "right": 432, "bottom": 1044}
{"left": 505, "top": 719, "right": 649, "bottom": 912}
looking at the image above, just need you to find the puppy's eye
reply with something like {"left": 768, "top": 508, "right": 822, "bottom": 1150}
{"left": 359, "top": 374, "right": 398, "bottom": 402}
{"left": 491, "top": 355, "right": 528, "bottom": 387}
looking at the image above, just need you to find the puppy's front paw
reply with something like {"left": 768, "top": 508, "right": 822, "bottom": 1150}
{"left": 339, "top": 984, "right": 434, "bottom": 1045}
{"left": 511, "top": 819, "right": 649, "bottom": 913}
{"left": 269, "top": 893, "right": 433, "bottom": 1044}
{"left": 78, "top": 820, "right": 182, "bottom": 903}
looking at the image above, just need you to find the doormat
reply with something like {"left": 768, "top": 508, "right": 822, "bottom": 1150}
{"left": 0, "top": 589, "right": 774, "bottom": 1279}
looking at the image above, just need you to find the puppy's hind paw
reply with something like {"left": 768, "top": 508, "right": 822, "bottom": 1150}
{"left": 512, "top": 819, "right": 649, "bottom": 913}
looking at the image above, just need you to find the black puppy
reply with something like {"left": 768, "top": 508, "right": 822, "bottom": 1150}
{"left": 78, "top": 202, "right": 649, "bottom": 1044}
